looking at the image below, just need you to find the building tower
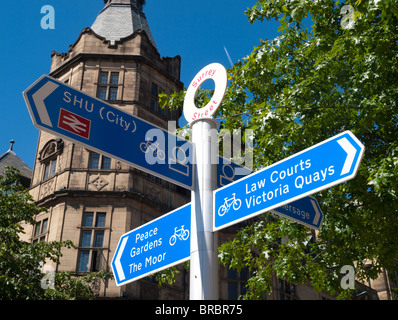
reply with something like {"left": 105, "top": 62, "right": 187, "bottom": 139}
{"left": 27, "top": 0, "right": 190, "bottom": 299}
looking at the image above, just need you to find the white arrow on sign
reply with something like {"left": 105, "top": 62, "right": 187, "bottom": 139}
{"left": 311, "top": 198, "right": 321, "bottom": 226}
{"left": 337, "top": 137, "right": 357, "bottom": 175}
{"left": 114, "top": 236, "right": 128, "bottom": 281}
{"left": 31, "top": 81, "right": 59, "bottom": 128}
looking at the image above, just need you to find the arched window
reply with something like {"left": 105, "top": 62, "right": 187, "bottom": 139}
{"left": 39, "top": 139, "right": 64, "bottom": 180}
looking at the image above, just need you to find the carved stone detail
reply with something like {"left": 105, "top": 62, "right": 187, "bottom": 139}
{"left": 40, "top": 179, "right": 55, "bottom": 198}
{"left": 89, "top": 174, "right": 109, "bottom": 191}
{"left": 146, "top": 186, "right": 161, "bottom": 203}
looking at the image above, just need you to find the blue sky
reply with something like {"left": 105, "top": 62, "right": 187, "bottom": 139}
{"left": 0, "top": 0, "right": 278, "bottom": 169}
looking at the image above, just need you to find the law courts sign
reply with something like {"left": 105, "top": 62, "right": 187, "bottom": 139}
{"left": 214, "top": 131, "right": 365, "bottom": 231}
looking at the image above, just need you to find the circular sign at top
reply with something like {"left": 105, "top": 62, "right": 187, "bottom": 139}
{"left": 183, "top": 63, "right": 228, "bottom": 124}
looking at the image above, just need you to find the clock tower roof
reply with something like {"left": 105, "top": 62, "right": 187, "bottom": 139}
{"left": 91, "top": 0, "right": 156, "bottom": 48}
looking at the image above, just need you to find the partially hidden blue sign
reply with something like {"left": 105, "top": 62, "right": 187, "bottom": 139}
{"left": 23, "top": 75, "right": 194, "bottom": 189}
{"left": 214, "top": 131, "right": 364, "bottom": 231}
{"left": 112, "top": 204, "right": 191, "bottom": 286}
{"left": 270, "top": 196, "right": 323, "bottom": 229}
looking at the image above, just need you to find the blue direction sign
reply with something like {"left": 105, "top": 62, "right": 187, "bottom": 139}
{"left": 23, "top": 75, "right": 194, "bottom": 189}
{"left": 112, "top": 203, "right": 191, "bottom": 286}
{"left": 23, "top": 75, "right": 254, "bottom": 190}
{"left": 270, "top": 196, "right": 323, "bottom": 230}
{"left": 213, "top": 131, "right": 364, "bottom": 231}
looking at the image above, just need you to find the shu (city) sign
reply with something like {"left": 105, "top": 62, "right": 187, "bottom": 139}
{"left": 23, "top": 75, "right": 195, "bottom": 189}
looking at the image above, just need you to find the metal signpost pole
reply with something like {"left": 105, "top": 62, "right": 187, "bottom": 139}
{"left": 183, "top": 63, "right": 228, "bottom": 300}
{"left": 190, "top": 118, "right": 218, "bottom": 300}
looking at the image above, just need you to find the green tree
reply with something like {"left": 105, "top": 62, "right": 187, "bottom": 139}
{"left": 162, "top": 0, "right": 398, "bottom": 299}
{"left": 221, "top": 0, "right": 398, "bottom": 300}
{"left": 0, "top": 167, "right": 112, "bottom": 300}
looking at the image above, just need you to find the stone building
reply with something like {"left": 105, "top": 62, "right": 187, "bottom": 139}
{"left": 25, "top": 0, "right": 189, "bottom": 299}
{"left": 21, "top": 0, "right": 392, "bottom": 300}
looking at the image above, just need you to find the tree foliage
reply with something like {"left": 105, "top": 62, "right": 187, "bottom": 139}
{"left": 0, "top": 167, "right": 112, "bottom": 300}
{"left": 221, "top": 0, "right": 398, "bottom": 299}
{"left": 162, "top": 0, "right": 398, "bottom": 299}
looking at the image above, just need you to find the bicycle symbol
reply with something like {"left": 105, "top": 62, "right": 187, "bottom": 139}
{"left": 218, "top": 193, "right": 242, "bottom": 217}
{"left": 169, "top": 225, "right": 190, "bottom": 246}
{"left": 140, "top": 140, "right": 166, "bottom": 160}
